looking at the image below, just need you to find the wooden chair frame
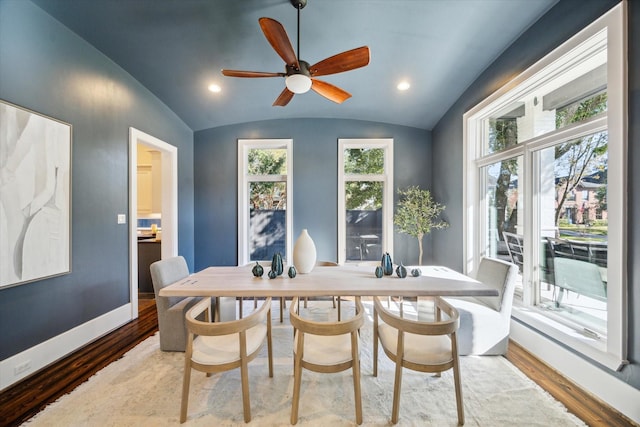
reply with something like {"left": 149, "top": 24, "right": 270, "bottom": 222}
{"left": 180, "top": 297, "right": 273, "bottom": 423}
{"left": 373, "top": 296, "right": 464, "bottom": 425}
{"left": 289, "top": 296, "right": 364, "bottom": 425}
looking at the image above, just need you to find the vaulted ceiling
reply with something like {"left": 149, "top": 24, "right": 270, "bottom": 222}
{"left": 32, "top": 0, "right": 558, "bottom": 131}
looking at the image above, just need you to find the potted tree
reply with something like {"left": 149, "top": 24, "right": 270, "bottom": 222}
{"left": 394, "top": 186, "right": 448, "bottom": 265}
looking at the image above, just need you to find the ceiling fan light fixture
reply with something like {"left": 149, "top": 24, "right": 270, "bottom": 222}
{"left": 397, "top": 81, "right": 411, "bottom": 91}
{"left": 285, "top": 74, "right": 312, "bottom": 94}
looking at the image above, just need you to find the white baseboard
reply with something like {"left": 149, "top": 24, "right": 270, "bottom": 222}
{"left": 0, "top": 304, "right": 133, "bottom": 391}
{"left": 510, "top": 320, "right": 640, "bottom": 424}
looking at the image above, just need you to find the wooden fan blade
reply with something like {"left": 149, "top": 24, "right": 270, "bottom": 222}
{"left": 311, "top": 79, "right": 352, "bottom": 104}
{"left": 273, "top": 87, "right": 295, "bottom": 106}
{"left": 259, "top": 17, "right": 300, "bottom": 69}
{"left": 221, "top": 69, "right": 284, "bottom": 78}
{"left": 309, "top": 46, "right": 370, "bottom": 77}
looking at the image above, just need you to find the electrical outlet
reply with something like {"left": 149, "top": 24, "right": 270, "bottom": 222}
{"left": 117, "top": 214, "right": 126, "bottom": 224}
{"left": 14, "top": 360, "right": 31, "bottom": 376}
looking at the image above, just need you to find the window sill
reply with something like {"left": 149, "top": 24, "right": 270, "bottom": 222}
{"left": 511, "top": 304, "right": 625, "bottom": 371}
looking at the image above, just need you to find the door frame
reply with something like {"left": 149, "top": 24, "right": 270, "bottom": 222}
{"left": 128, "top": 127, "right": 178, "bottom": 318}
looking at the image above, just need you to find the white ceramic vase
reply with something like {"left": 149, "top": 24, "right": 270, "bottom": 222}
{"left": 293, "top": 229, "right": 317, "bottom": 274}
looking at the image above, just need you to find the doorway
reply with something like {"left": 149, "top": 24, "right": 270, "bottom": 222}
{"left": 128, "top": 127, "right": 178, "bottom": 319}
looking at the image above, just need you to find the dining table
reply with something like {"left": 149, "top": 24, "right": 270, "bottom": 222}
{"left": 158, "top": 263, "right": 498, "bottom": 300}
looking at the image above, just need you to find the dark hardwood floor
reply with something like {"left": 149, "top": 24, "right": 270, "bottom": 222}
{"left": 0, "top": 299, "right": 635, "bottom": 427}
{"left": 0, "top": 299, "right": 158, "bottom": 427}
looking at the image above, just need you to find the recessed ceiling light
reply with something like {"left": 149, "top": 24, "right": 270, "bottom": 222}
{"left": 208, "top": 84, "right": 221, "bottom": 93}
{"left": 397, "top": 81, "right": 410, "bottom": 91}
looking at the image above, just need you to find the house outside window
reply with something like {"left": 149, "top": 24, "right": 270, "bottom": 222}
{"left": 337, "top": 139, "right": 393, "bottom": 264}
{"left": 238, "top": 139, "right": 293, "bottom": 266}
{"left": 464, "top": 4, "right": 626, "bottom": 370}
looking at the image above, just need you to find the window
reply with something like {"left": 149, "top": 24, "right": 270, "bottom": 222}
{"left": 337, "top": 139, "right": 393, "bottom": 264}
{"left": 238, "top": 139, "right": 292, "bottom": 266}
{"left": 464, "top": 4, "right": 626, "bottom": 369}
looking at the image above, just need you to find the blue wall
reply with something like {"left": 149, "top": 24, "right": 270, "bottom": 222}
{"left": 0, "top": 0, "right": 195, "bottom": 358}
{"left": 193, "top": 118, "right": 431, "bottom": 270}
{"left": 431, "top": 0, "right": 638, "bottom": 390}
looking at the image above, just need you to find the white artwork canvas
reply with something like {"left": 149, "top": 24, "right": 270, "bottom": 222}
{"left": 0, "top": 100, "right": 71, "bottom": 288}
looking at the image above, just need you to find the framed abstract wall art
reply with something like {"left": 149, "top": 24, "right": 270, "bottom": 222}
{"left": 0, "top": 100, "right": 72, "bottom": 289}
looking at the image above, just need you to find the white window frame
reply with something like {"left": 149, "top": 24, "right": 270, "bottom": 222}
{"left": 463, "top": 3, "right": 627, "bottom": 370}
{"left": 238, "top": 139, "right": 293, "bottom": 266}
{"left": 337, "top": 138, "right": 394, "bottom": 264}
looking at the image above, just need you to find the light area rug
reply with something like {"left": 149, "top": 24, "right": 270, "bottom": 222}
{"left": 24, "top": 300, "right": 585, "bottom": 426}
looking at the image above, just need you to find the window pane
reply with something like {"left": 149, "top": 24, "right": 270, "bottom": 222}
{"left": 537, "top": 132, "right": 608, "bottom": 333}
{"left": 248, "top": 148, "right": 287, "bottom": 175}
{"left": 485, "top": 115, "right": 521, "bottom": 155}
{"left": 555, "top": 92, "right": 607, "bottom": 130}
{"left": 345, "top": 181, "right": 382, "bottom": 261}
{"left": 249, "top": 181, "right": 286, "bottom": 261}
{"left": 483, "top": 59, "right": 606, "bottom": 156}
{"left": 483, "top": 157, "right": 523, "bottom": 295}
{"left": 344, "top": 148, "right": 384, "bottom": 174}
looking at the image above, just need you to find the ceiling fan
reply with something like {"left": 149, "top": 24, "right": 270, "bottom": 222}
{"left": 221, "top": 0, "right": 370, "bottom": 106}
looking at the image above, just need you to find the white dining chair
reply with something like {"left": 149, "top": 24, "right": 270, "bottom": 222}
{"left": 289, "top": 296, "right": 364, "bottom": 425}
{"left": 180, "top": 297, "right": 273, "bottom": 423}
{"left": 373, "top": 295, "right": 464, "bottom": 425}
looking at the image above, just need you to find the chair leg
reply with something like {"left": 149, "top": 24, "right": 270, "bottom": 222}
{"left": 373, "top": 307, "right": 379, "bottom": 377}
{"left": 337, "top": 298, "right": 341, "bottom": 321}
{"left": 179, "top": 364, "right": 192, "bottom": 423}
{"left": 391, "top": 358, "right": 403, "bottom": 424}
{"left": 291, "top": 346, "right": 303, "bottom": 424}
{"left": 452, "top": 341, "right": 465, "bottom": 425}
{"left": 351, "top": 331, "right": 363, "bottom": 425}
{"left": 267, "top": 311, "right": 274, "bottom": 378}
{"left": 240, "top": 358, "right": 251, "bottom": 423}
